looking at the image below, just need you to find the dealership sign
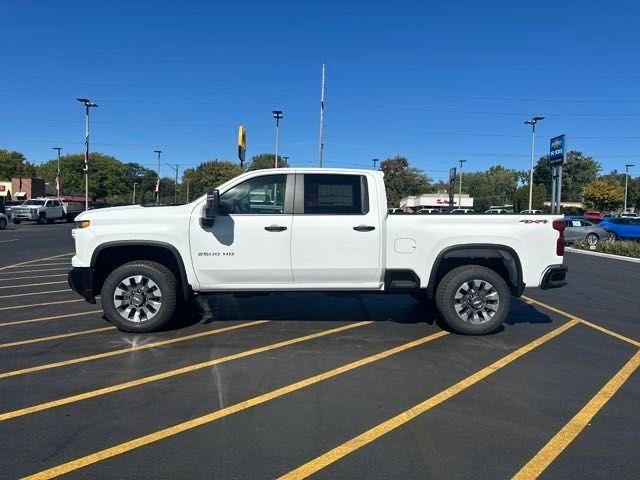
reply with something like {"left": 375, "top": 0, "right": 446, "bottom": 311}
{"left": 549, "top": 134, "right": 566, "bottom": 166}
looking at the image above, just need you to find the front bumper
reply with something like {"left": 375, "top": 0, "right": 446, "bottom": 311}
{"left": 68, "top": 267, "right": 96, "bottom": 303}
{"left": 540, "top": 265, "right": 568, "bottom": 289}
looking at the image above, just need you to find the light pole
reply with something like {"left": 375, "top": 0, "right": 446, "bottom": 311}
{"left": 281, "top": 156, "right": 289, "bottom": 167}
{"left": 52, "top": 147, "right": 62, "bottom": 198}
{"left": 166, "top": 162, "right": 179, "bottom": 204}
{"left": 154, "top": 150, "right": 162, "bottom": 204}
{"left": 524, "top": 116, "right": 544, "bottom": 211}
{"left": 272, "top": 110, "right": 283, "bottom": 168}
{"left": 624, "top": 163, "right": 635, "bottom": 212}
{"left": 132, "top": 182, "right": 138, "bottom": 204}
{"left": 77, "top": 98, "right": 98, "bottom": 210}
{"left": 458, "top": 159, "right": 467, "bottom": 207}
{"left": 372, "top": 158, "right": 379, "bottom": 170}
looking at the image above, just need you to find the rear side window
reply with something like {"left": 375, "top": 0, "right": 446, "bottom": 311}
{"left": 303, "top": 174, "right": 368, "bottom": 215}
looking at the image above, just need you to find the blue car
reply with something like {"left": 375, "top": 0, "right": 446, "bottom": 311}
{"left": 600, "top": 217, "right": 640, "bottom": 240}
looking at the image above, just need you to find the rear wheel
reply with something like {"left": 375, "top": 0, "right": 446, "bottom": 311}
{"left": 607, "top": 231, "right": 618, "bottom": 241}
{"left": 0, "top": 218, "right": 6, "bottom": 230}
{"left": 12, "top": 219, "right": 21, "bottom": 224}
{"left": 435, "top": 265, "right": 510, "bottom": 335}
{"left": 101, "top": 261, "right": 177, "bottom": 332}
{"left": 585, "top": 233, "right": 599, "bottom": 246}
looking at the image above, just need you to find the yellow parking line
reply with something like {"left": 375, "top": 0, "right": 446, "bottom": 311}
{"left": 0, "top": 252, "right": 73, "bottom": 272}
{"left": 21, "top": 329, "right": 448, "bottom": 479}
{"left": 0, "top": 320, "right": 269, "bottom": 380}
{"left": 0, "top": 274, "right": 67, "bottom": 282}
{"left": 5, "top": 262, "right": 70, "bottom": 269}
{"left": 0, "top": 288, "right": 70, "bottom": 300}
{"left": 0, "top": 321, "right": 375, "bottom": 422}
{"left": 278, "top": 319, "right": 579, "bottom": 480}
{"left": 0, "top": 327, "right": 115, "bottom": 349}
{"left": 0, "top": 267, "right": 68, "bottom": 276}
{"left": 513, "top": 349, "right": 640, "bottom": 479}
{"left": 522, "top": 295, "right": 640, "bottom": 348}
{"left": 0, "top": 310, "right": 103, "bottom": 328}
{"left": 0, "top": 280, "right": 67, "bottom": 290}
{"left": 0, "top": 298, "right": 84, "bottom": 312}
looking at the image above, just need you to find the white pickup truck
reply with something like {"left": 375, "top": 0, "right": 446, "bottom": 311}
{"left": 69, "top": 168, "right": 567, "bottom": 334}
{"left": 11, "top": 198, "right": 83, "bottom": 224}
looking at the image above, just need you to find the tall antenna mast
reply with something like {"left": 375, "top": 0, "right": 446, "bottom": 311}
{"left": 317, "top": 63, "right": 326, "bottom": 167}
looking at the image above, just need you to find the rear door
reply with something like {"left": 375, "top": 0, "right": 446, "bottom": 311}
{"left": 290, "top": 173, "right": 382, "bottom": 287}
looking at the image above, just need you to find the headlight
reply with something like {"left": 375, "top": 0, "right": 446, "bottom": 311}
{"left": 76, "top": 220, "right": 91, "bottom": 229}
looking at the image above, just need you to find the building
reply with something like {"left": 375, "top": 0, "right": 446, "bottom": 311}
{"left": 0, "top": 181, "right": 11, "bottom": 200}
{"left": 11, "top": 177, "right": 45, "bottom": 200}
{"left": 399, "top": 191, "right": 474, "bottom": 211}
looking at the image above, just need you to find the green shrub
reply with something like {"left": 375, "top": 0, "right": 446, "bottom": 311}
{"left": 573, "top": 239, "right": 640, "bottom": 258}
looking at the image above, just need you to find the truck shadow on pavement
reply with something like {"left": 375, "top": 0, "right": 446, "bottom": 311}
{"left": 177, "top": 293, "right": 551, "bottom": 333}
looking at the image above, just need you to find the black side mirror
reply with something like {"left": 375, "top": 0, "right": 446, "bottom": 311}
{"left": 201, "top": 189, "right": 219, "bottom": 228}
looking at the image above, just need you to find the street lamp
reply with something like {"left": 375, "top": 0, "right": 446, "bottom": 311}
{"left": 458, "top": 159, "right": 467, "bottom": 207}
{"left": 154, "top": 150, "right": 162, "bottom": 204}
{"left": 524, "top": 116, "right": 545, "bottom": 211}
{"left": 624, "top": 163, "right": 635, "bottom": 212}
{"left": 272, "top": 110, "right": 283, "bottom": 168}
{"left": 77, "top": 98, "right": 98, "bottom": 210}
{"left": 372, "top": 158, "right": 379, "bottom": 169}
{"left": 52, "top": 147, "right": 62, "bottom": 198}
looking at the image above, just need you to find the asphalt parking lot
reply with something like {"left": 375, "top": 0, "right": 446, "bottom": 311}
{"left": 0, "top": 222, "right": 638, "bottom": 479}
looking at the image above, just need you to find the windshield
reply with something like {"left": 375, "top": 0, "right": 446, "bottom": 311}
{"left": 22, "top": 200, "right": 45, "bottom": 206}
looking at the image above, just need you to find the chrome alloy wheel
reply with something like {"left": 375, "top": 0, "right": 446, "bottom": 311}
{"left": 113, "top": 275, "right": 163, "bottom": 323}
{"left": 453, "top": 279, "right": 499, "bottom": 324}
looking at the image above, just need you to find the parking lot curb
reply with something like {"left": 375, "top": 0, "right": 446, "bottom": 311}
{"left": 566, "top": 247, "right": 640, "bottom": 263}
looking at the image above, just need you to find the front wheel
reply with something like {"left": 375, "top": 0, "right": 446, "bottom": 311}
{"left": 101, "top": 261, "right": 177, "bottom": 332}
{"left": 12, "top": 219, "right": 21, "bottom": 224}
{"left": 435, "top": 266, "right": 510, "bottom": 335}
{"left": 607, "top": 232, "right": 618, "bottom": 241}
{"left": 0, "top": 218, "right": 6, "bottom": 230}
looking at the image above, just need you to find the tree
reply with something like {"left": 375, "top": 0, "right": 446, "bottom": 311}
{"left": 36, "top": 153, "right": 132, "bottom": 200}
{"left": 461, "top": 165, "right": 520, "bottom": 212}
{"left": 514, "top": 184, "right": 546, "bottom": 212}
{"left": 182, "top": 160, "right": 243, "bottom": 199}
{"left": 532, "top": 151, "right": 600, "bottom": 201}
{"left": 379, "top": 156, "right": 430, "bottom": 207}
{"left": 248, "top": 153, "right": 289, "bottom": 170}
{"left": 0, "top": 149, "right": 37, "bottom": 180}
{"left": 582, "top": 179, "right": 624, "bottom": 212}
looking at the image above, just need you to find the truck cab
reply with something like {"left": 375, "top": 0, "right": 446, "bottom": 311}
{"left": 69, "top": 168, "right": 567, "bottom": 335}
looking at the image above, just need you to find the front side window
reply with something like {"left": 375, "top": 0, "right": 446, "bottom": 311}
{"left": 303, "top": 174, "right": 368, "bottom": 214}
{"left": 219, "top": 174, "right": 287, "bottom": 214}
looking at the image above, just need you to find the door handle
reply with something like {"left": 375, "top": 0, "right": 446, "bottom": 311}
{"left": 353, "top": 225, "right": 375, "bottom": 232}
{"left": 265, "top": 225, "right": 288, "bottom": 232}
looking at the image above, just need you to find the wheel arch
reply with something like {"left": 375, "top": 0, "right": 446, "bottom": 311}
{"left": 91, "top": 241, "right": 192, "bottom": 300}
{"left": 426, "top": 244, "right": 524, "bottom": 298}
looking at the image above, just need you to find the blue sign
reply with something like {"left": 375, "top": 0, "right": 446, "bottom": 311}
{"left": 549, "top": 135, "right": 566, "bottom": 166}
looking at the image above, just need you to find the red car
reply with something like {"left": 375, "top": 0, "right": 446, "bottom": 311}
{"left": 583, "top": 211, "right": 603, "bottom": 221}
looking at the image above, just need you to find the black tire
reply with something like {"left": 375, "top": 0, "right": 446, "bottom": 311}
{"left": 435, "top": 265, "right": 511, "bottom": 335}
{"left": 0, "top": 218, "right": 6, "bottom": 230}
{"left": 46, "top": 218, "right": 55, "bottom": 224}
{"left": 38, "top": 213, "right": 46, "bottom": 224}
{"left": 101, "top": 260, "right": 177, "bottom": 332}
{"left": 12, "top": 219, "right": 21, "bottom": 224}
{"left": 607, "top": 231, "right": 618, "bottom": 241}
{"left": 585, "top": 233, "right": 599, "bottom": 246}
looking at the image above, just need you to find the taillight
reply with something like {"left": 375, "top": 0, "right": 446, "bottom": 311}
{"left": 553, "top": 219, "right": 565, "bottom": 256}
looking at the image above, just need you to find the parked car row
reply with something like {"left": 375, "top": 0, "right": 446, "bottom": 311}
{"left": 389, "top": 208, "right": 543, "bottom": 215}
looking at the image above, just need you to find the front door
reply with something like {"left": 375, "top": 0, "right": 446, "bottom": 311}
{"left": 189, "top": 173, "right": 294, "bottom": 288}
{"left": 290, "top": 173, "right": 382, "bottom": 287}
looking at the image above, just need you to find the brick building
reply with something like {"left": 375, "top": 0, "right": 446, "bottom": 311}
{"left": 11, "top": 177, "right": 45, "bottom": 199}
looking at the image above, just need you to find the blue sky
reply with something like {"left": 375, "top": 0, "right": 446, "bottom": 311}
{"left": 2, "top": 0, "right": 640, "bottom": 182}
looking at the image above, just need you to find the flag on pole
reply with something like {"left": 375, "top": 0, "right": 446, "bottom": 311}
{"left": 55, "top": 175, "right": 61, "bottom": 197}
{"left": 155, "top": 178, "right": 160, "bottom": 193}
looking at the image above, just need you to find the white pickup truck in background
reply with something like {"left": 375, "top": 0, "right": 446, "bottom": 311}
{"left": 69, "top": 168, "right": 567, "bottom": 334}
{"left": 11, "top": 198, "right": 83, "bottom": 224}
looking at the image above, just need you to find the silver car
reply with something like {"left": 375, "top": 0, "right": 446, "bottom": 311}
{"left": 564, "top": 219, "right": 608, "bottom": 246}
